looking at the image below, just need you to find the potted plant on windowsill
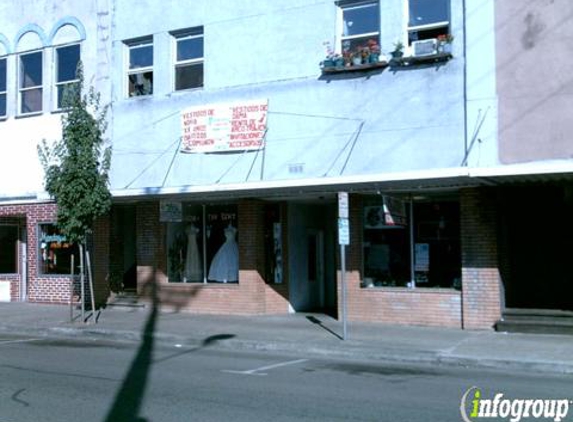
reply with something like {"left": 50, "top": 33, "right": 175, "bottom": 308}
{"left": 390, "top": 41, "right": 404, "bottom": 59}
{"left": 437, "top": 34, "right": 454, "bottom": 54}
{"left": 366, "top": 38, "right": 381, "bottom": 63}
{"left": 320, "top": 41, "right": 345, "bottom": 69}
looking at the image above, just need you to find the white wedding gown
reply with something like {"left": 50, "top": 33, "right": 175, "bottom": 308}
{"left": 184, "top": 225, "right": 202, "bottom": 282}
{"left": 208, "top": 225, "right": 239, "bottom": 282}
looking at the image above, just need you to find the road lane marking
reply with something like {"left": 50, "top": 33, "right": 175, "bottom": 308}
{"left": 0, "top": 338, "right": 43, "bottom": 345}
{"left": 222, "top": 358, "right": 308, "bottom": 376}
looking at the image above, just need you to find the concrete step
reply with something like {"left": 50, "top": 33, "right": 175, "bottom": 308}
{"left": 106, "top": 292, "right": 145, "bottom": 308}
{"left": 496, "top": 308, "right": 573, "bottom": 335}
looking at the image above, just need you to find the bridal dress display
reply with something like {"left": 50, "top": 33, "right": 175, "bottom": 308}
{"left": 208, "top": 224, "right": 239, "bottom": 282}
{"left": 184, "top": 224, "right": 203, "bottom": 282}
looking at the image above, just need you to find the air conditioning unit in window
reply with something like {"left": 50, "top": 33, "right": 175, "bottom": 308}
{"left": 412, "top": 39, "right": 437, "bottom": 57}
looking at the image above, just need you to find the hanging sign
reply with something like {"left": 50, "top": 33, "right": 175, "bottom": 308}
{"left": 181, "top": 99, "right": 268, "bottom": 153}
{"left": 160, "top": 201, "right": 183, "bottom": 222}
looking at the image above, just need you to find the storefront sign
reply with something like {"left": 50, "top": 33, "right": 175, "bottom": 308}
{"left": 181, "top": 99, "right": 268, "bottom": 153}
{"left": 160, "top": 201, "right": 183, "bottom": 222}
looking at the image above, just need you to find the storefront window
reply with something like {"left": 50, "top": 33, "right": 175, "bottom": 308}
{"left": 166, "top": 204, "right": 238, "bottom": 283}
{"left": 362, "top": 195, "right": 460, "bottom": 289}
{"left": 38, "top": 224, "right": 80, "bottom": 275}
{"left": 264, "top": 204, "right": 283, "bottom": 284}
{"left": 413, "top": 201, "right": 461, "bottom": 288}
{"left": 0, "top": 225, "right": 19, "bottom": 273}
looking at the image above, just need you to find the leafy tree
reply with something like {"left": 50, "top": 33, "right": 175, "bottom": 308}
{"left": 38, "top": 63, "right": 111, "bottom": 315}
{"left": 38, "top": 63, "right": 111, "bottom": 245}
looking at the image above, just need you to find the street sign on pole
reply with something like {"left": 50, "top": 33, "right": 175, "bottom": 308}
{"left": 338, "top": 218, "right": 349, "bottom": 246}
{"left": 338, "top": 192, "right": 348, "bottom": 219}
{"left": 338, "top": 192, "right": 349, "bottom": 340}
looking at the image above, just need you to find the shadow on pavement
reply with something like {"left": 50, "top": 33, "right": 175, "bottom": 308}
{"left": 103, "top": 272, "right": 233, "bottom": 421}
{"left": 306, "top": 315, "right": 343, "bottom": 340}
{"left": 102, "top": 280, "right": 159, "bottom": 422}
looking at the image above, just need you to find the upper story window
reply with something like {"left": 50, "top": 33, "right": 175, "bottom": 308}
{"left": 407, "top": 0, "right": 450, "bottom": 45}
{"left": 172, "top": 28, "right": 204, "bottom": 91}
{"left": 0, "top": 58, "right": 6, "bottom": 118}
{"left": 126, "top": 37, "right": 153, "bottom": 97}
{"left": 339, "top": 0, "right": 380, "bottom": 58}
{"left": 19, "top": 50, "right": 43, "bottom": 115}
{"left": 55, "top": 44, "right": 80, "bottom": 109}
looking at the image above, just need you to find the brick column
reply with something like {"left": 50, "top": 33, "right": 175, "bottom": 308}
{"left": 136, "top": 202, "right": 160, "bottom": 296}
{"left": 238, "top": 199, "right": 266, "bottom": 313}
{"left": 93, "top": 214, "right": 110, "bottom": 306}
{"left": 461, "top": 188, "right": 502, "bottom": 329}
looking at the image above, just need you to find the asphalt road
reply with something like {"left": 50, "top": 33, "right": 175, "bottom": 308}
{"left": 0, "top": 333, "right": 572, "bottom": 422}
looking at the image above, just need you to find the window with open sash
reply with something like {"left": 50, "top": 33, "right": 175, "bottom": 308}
{"left": 55, "top": 44, "right": 80, "bottom": 109}
{"left": 19, "top": 51, "right": 43, "bottom": 114}
{"left": 339, "top": 0, "right": 380, "bottom": 59}
{"left": 126, "top": 37, "right": 153, "bottom": 97}
{"left": 407, "top": 0, "right": 450, "bottom": 45}
{"left": 173, "top": 28, "right": 204, "bottom": 91}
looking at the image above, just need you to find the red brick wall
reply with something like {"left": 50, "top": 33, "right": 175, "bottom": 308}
{"left": 135, "top": 200, "right": 286, "bottom": 314}
{"left": 0, "top": 202, "right": 112, "bottom": 305}
{"left": 338, "top": 194, "right": 463, "bottom": 328}
{"left": 93, "top": 215, "right": 111, "bottom": 306}
{"left": 460, "top": 188, "right": 502, "bottom": 329}
{"left": 0, "top": 202, "right": 72, "bottom": 303}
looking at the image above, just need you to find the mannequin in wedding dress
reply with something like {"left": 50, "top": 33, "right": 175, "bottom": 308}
{"left": 208, "top": 223, "right": 239, "bottom": 282}
{"left": 184, "top": 223, "right": 202, "bottom": 282}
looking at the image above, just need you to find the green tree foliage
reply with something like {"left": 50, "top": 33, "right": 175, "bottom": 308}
{"left": 38, "top": 63, "right": 111, "bottom": 244}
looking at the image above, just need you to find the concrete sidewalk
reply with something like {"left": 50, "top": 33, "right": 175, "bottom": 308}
{"left": 1, "top": 302, "right": 572, "bottom": 375}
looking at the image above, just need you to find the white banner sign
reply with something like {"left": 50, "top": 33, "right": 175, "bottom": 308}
{"left": 181, "top": 99, "right": 268, "bottom": 153}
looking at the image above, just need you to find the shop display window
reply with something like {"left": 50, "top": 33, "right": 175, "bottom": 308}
{"left": 0, "top": 225, "right": 19, "bottom": 273}
{"left": 362, "top": 195, "right": 460, "bottom": 289}
{"left": 166, "top": 204, "right": 238, "bottom": 283}
{"left": 264, "top": 204, "right": 283, "bottom": 284}
{"left": 38, "top": 223, "right": 80, "bottom": 275}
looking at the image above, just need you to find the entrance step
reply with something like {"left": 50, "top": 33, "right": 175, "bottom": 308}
{"left": 496, "top": 308, "right": 573, "bottom": 335}
{"left": 106, "top": 291, "right": 146, "bottom": 308}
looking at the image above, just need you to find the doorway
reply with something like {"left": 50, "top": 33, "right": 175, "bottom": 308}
{"left": 307, "top": 230, "right": 325, "bottom": 310}
{"left": 499, "top": 185, "right": 573, "bottom": 311}
{"left": 113, "top": 205, "right": 137, "bottom": 291}
{"left": 287, "top": 201, "right": 337, "bottom": 314}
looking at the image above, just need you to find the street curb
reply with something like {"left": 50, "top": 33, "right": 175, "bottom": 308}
{"left": 2, "top": 323, "right": 572, "bottom": 376}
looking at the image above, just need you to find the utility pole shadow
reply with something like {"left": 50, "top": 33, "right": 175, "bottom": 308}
{"left": 103, "top": 279, "right": 159, "bottom": 422}
{"left": 306, "top": 315, "right": 343, "bottom": 340}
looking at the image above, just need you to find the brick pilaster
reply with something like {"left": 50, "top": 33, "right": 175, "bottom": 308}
{"left": 461, "top": 188, "right": 502, "bottom": 329}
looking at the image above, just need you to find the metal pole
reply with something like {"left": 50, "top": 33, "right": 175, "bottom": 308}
{"left": 202, "top": 204, "right": 207, "bottom": 283}
{"left": 409, "top": 199, "right": 415, "bottom": 288}
{"left": 86, "top": 251, "right": 96, "bottom": 324}
{"left": 340, "top": 244, "right": 347, "bottom": 340}
{"left": 80, "top": 245, "right": 85, "bottom": 322}
{"left": 70, "top": 254, "right": 74, "bottom": 323}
